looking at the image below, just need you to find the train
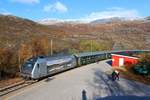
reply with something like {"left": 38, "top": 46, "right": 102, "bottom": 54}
{"left": 20, "top": 50, "right": 150, "bottom": 80}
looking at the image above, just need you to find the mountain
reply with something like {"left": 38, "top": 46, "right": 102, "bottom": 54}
{"left": 0, "top": 14, "right": 69, "bottom": 50}
{"left": 38, "top": 19, "right": 88, "bottom": 25}
{"left": 37, "top": 17, "right": 139, "bottom": 25}
{"left": 38, "top": 19, "right": 65, "bottom": 25}
{"left": 90, "top": 17, "right": 125, "bottom": 25}
{"left": 38, "top": 17, "right": 131, "bottom": 25}
{"left": 145, "top": 16, "right": 150, "bottom": 21}
{"left": 0, "top": 14, "right": 150, "bottom": 52}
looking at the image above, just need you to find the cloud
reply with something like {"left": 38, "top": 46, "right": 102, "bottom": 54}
{"left": 10, "top": 0, "right": 40, "bottom": 4}
{"left": 43, "top": 1, "right": 68, "bottom": 13}
{"left": 0, "top": 9, "right": 12, "bottom": 15}
{"left": 82, "top": 7, "right": 141, "bottom": 22}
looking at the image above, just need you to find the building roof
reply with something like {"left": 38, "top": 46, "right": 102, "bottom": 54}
{"left": 111, "top": 54, "right": 139, "bottom": 59}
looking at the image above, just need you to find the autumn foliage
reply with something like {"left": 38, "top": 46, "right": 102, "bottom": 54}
{"left": 0, "top": 36, "right": 51, "bottom": 79}
{"left": 0, "top": 47, "right": 17, "bottom": 79}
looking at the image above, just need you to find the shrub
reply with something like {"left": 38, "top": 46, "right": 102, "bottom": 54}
{"left": 133, "top": 54, "right": 150, "bottom": 76}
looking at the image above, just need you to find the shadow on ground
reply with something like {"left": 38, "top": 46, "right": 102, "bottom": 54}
{"left": 106, "top": 60, "right": 112, "bottom": 66}
{"left": 95, "top": 95, "right": 150, "bottom": 100}
{"left": 88, "top": 68, "right": 150, "bottom": 100}
{"left": 44, "top": 77, "right": 55, "bottom": 82}
{"left": 82, "top": 89, "right": 87, "bottom": 100}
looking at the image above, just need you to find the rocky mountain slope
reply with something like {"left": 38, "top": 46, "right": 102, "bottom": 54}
{"left": 0, "top": 14, "right": 150, "bottom": 51}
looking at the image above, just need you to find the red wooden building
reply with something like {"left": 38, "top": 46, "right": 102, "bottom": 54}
{"left": 111, "top": 54, "right": 139, "bottom": 67}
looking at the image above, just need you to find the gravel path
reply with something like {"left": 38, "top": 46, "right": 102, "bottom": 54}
{"left": 2, "top": 60, "right": 150, "bottom": 100}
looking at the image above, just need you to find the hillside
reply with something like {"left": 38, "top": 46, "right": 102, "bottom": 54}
{"left": 0, "top": 15, "right": 150, "bottom": 51}
{"left": 47, "top": 20, "right": 150, "bottom": 50}
{"left": 0, "top": 14, "right": 150, "bottom": 78}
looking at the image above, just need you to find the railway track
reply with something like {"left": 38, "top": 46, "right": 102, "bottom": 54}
{"left": 0, "top": 80, "right": 37, "bottom": 97}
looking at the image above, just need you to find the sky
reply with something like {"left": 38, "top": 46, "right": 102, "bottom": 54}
{"left": 0, "top": 0, "right": 149, "bottom": 21}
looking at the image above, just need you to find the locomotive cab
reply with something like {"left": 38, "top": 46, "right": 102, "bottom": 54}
{"left": 21, "top": 57, "right": 47, "bottom": 79}
{"left": 31, "top": 58, "right": 47, "bottom": 79}
{"left": 21, "top": 57, "right": 37, "bottom": 79}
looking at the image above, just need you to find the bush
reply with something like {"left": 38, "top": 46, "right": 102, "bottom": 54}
{"left": 133, "top": 54, "right": 150, "bottom": 76}
{"left": 79, "top": 40, "right": 108, "bottom": 52}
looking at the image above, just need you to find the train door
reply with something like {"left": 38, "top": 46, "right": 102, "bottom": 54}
{"left": 37, "top": 64, "right": 40, "bottom": 77}
{"left": 36, "top": 58, "right": 47, "bottom": 78}
{"left": 38, "top": 62, "right": 47, "bottom": 77}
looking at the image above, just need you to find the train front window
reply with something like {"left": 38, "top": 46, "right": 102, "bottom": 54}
{"left": 25, "top": 63, "right": 33, "bottom": 69}
{"left": 22, "top": 58, "right": 37, "bottom": 74}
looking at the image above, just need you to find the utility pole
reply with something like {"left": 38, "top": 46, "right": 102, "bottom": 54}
{"left": 50, "top": 39, "right": 53, "bottom": 56}
{"left": 91, "top": 39, "right": 92, "bottom": 53}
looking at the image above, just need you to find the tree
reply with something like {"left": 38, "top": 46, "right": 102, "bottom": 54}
{"left": 19, "top": 43, "right": 33, "bottom": 65}
{"left": 0, "top": 48, "right": 13, "bottom": 79}
{"left": 30, "top": 36, "right": 50, "bottom": 56}
{"left": 133, "top": 53, "right": 150, "bottom": 76}
{"left": 79, "top": 40, "right": 108, "bottom": 52}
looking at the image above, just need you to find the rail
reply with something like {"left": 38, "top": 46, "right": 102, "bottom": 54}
{"left": 0, "top": 80, "right": 37, "bottom": 97}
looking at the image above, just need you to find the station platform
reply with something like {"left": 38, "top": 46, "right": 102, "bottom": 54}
{"left": 2, "top": 60, "right": 150, "bottom": 100}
